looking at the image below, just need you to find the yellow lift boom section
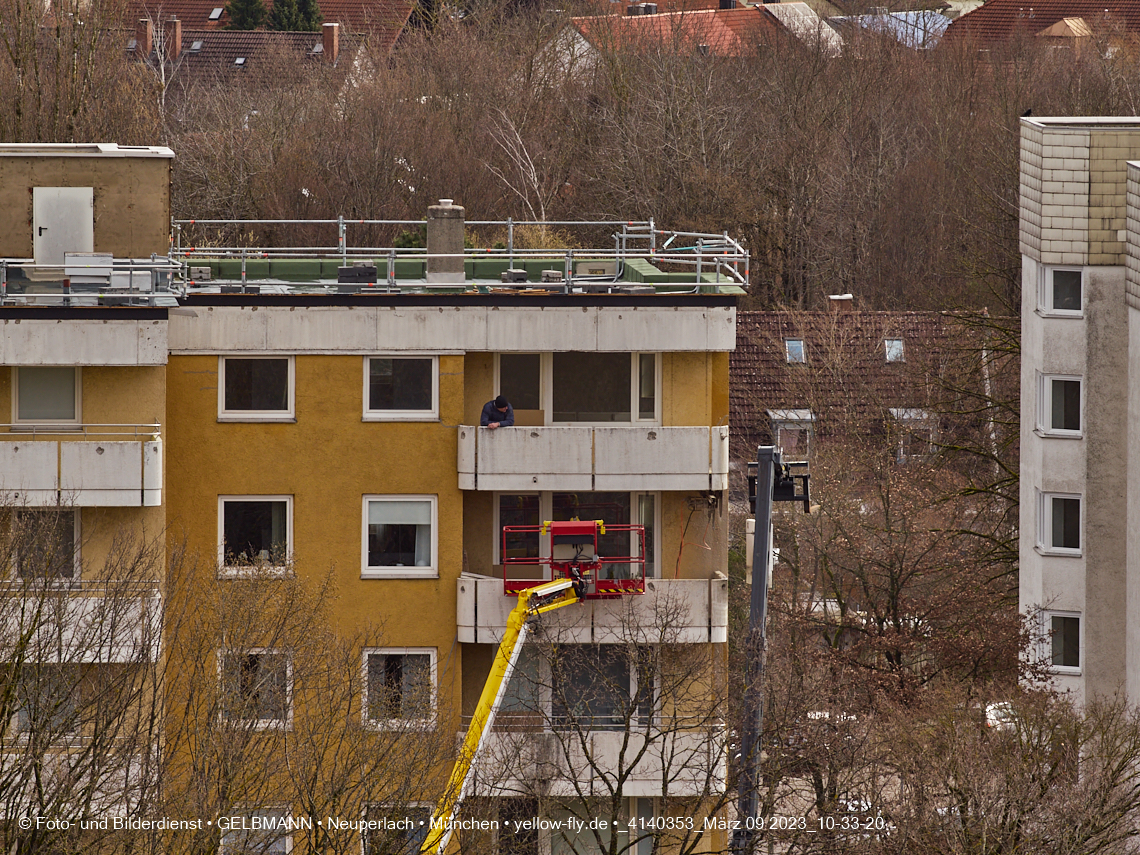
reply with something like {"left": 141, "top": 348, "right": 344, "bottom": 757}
{"left": 420, "top": 574, "right": 587, "bottom": 855}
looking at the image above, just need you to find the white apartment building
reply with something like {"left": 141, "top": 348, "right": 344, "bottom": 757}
{"left": 1019, "top": 117, "right": 1140, "bottom": 703}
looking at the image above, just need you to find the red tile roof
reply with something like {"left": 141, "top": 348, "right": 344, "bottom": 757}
{"left": 730, "top": 310, "right": 965, "bottom": 461}
{"left": 573, "top": 7, "right": 781, "bottom": 55}
{"left": 942, "top": 0, "right": 1140, "bottom": 44}
{"left": 127, "top": 0, "right": 414, "bottom": 45}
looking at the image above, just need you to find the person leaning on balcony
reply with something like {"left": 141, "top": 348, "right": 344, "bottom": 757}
{"left": 481, "top": 395, "right": 515, "bottom": 429}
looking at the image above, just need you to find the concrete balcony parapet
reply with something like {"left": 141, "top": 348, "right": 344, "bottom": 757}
{"left": 0, "top": 425, "right": 162, "bottom": 506}
{"left": 457, "top": 425, "right": 729, "bottom": 492}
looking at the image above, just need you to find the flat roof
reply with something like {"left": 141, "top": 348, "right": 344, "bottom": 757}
{"left": 0, "top": 143, "right": 175, "bottom": 158}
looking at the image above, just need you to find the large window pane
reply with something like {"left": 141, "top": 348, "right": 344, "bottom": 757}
{"left": 500, "top": 494, "right": 540, "bottom": 560}
{"left": 500, "top": 353, "right": 541, "bottom": 411}
{"left": 223, "top": 500, "right": 288, "bottom": 566}
{"left": 1051, "top": 616, "right": 1080, "bottom": 668}
{"left": 364, "top": 805, "right": 431, "bottom": 855}
{"left": 366, "top": 651, "right": 432, "bottom": 723}
{"left": 1050, "top": 379, "right": 1081, "bottom": 432}
{"left": 553, "top": 492, "right": 631, "bottom": 579}
{"left": 1052, "top": 270, "right": 1081, "bottom": 311}
{"left": 224, "top": 358, "right": 289, "bottom": 412}
{"left": 552, "top": 646, "right": 629, "bottom": 731}
{"left": 367, "top": 500, "right": 432, "bottom": 568}
{"left": 220, "top": 808, "right": 291, "bottom": 854}
{"left": 638, "top": 494, "right": 655, "bottom": 578}
{"left": 16, "top": 509, "right": 76, "bottom": 579}
{"left": 1051, "top": 497, "right": 1080, "bottom": 550}
{"left": 638, "top": 353, "right": 656, "bottom": 419}
{"left": 553, "top": 353, "right": 630, "bottom": 422}
{"left": 17, "top": 367, "right": 76, "bottom": 421}
{"left": 369, "top": 358, "right": 433, "bottom": 412}
{"left": 220, "top": 652, "right": 290, "bottom": 725}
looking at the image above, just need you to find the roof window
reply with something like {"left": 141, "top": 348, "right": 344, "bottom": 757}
{"left": 190, "top": 39, "right": 204, "bottom": 51}
{"left": 885, "top": 338, "right": 904, "bottom": 362}
{"left": 785, "top": 339, "right": 806, "bottom": 364}
{"left": 209, "top": 7, "right": 224, "bottom": 19}
{"left": 234, "top": 56, "right": 246, "bottom": 66}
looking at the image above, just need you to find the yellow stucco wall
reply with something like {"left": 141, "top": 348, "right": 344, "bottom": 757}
{"left": 0, "top": 155, "right": 171, "bottom": 258}
{"left": 164, "top": 353, "right": 466, "bottom": 717}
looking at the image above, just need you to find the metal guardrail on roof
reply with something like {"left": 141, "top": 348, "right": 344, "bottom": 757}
{"left": 0, "top": 257, "right": 182, "bottom": 307}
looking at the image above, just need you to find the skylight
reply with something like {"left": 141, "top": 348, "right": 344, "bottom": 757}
{"left": 234, "top": 57, "right": 246, "bottom": 66}
{"left": 209, "top": 7, "right": 224, "bottom": 19}
{"left": 190, "top": 39, "right": 204, "bottom": 51}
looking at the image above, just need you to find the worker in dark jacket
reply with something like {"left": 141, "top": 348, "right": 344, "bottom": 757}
{"left": 480, "top": 395, "right": 515, "bottom": 429}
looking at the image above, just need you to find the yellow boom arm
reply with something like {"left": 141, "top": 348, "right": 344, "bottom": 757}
{"left": 421, "top": 576, "right": 585, "bottom": 855}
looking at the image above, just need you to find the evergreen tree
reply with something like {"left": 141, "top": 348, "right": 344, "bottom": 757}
{"left": 267, "top": 0, "right": 303, "bottom": 30}
{"left": 225, "top": 0, "right": 267, "bottom": 29}
{"left": 298, "top": 0, "right": 323, "bottom": 31}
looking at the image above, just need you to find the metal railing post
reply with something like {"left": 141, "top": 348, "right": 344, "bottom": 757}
{"left": 338, "top": 215, "right": 346, "bottom": 265}
{"left": 241, "top": 249, "right": 247, "bottom": 291}
{"left": 1, "top": 260, "right": 6, "bottom": 303}
{"left": 507, "top": 218, "right": 514, "bottom": 270}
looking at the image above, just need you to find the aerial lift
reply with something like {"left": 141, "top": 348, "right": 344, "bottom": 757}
{"left": 421, "top": 518, "right": 646, "bottom": 855}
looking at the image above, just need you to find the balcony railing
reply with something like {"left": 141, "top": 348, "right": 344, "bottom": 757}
{"left": 457, "top": 573, "right": 728, "bottom": 645}
{"left": 458, "top": 425, "right": 729, "bottom": 492}
{"left": 0, "top": 425, "right": 162, "bottom": 506}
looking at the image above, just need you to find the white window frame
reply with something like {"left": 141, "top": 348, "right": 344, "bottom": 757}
{"left": 11, "top": 508, "right": 80, "bottom": 583}
{"left": 889, "top": 408, "right": 936, "bottom": 460}
{"left": 1037, "top": 373, "right": 1083, "bottom": 438}
{"left": 217, "top": 355, "right": 295, "bottom": 422}
{"left": 219, "top": 807, "right": 294, "bottom": 854}
{"left": 503, "top": 353, "right": 661, "bottom": 426}
{"left": 1042, "top": 610, "right": 1082, "bottom": 675}
{"left": 492, "top": 491, "right": 659, "bottom": 577}
{"left": 362, "top": 355, "right": 439, "bottom": 422}
{"left": 884, "top": 338, "right": 905, "bottom": 363}
{"left": 216, "top": 648, "right": 294, "bottom": 731}
{"left": 785, "top": 339, "right": 806, "bottom": 364}
{"left": 361, "top": 495, "right": 438, "bottom": 578}
{"left": 1038, "top": 265, "right": 1084, "bottom": 317}
{"left": 12, "top": 366, "right": 81, "bottom": 426}
{"left": 768, "top": 409, "right": 814, "bottom": 460}
{"left": 1037, "top": 491, "right": 1082, "bottom": 556}
{"left": 217, "top": 495, "right": 294, "bottom": 577}
{"left": 361, "top": 648, "right": 437, "bottom": 730}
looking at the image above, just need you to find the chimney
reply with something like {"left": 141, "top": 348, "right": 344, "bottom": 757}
{"left": 136, "top": 18, "right": 154, "bottom": 55}
{"left": 426, "top": 199, "right": 465, "bottom": 284}
{"left": 827, "top": 293, "right": 854, "bottom": 312}
{"left": 322, "top": 22, "right": 339, "bottom": 63}
{"left": 166, "top": 16, "right": 182, "bottom": 59}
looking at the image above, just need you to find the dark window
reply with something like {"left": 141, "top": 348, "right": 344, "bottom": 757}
{"left": 363, "top": 805, "right": 431, "bottom": 855}
{"left": 553, "top": 491, "right": 632, "bottom": 579}
{"left": 1050, "top": 379, "right": 1081, "bottom": 432}
{"left": 1052, "top": 270, "right": 1082, "bottom": 311}
{"left": 367, "top": 500, "right": 432, "bottom": 568}
{"left": 16, "top": 510, "right": 75, "bottom": 579}
{"left": 552, "top": 645, "right": 651, "bottom": 731}
{"left": 220, "top": 652, "right": 289, "bottom": 725}
{"left": 500, "top": 494, "right": 541, "bottom": 560}
{"left": 638, "top": 353, "right": 656, "bottom": 419}
{"left": 219, "top": 809, "right": 291, "bottom": 854}
{"left": 499, "top": 799, "right": 539, "bottom": 855}
{"left": 223, "top": 500, "right": 288, "bottom": 566}
{"left": 366, "top": 652, "right": 432, "bottom": 723}
{"left": 1051, "top": 616, "right": 1080, "bottom": 668}
{"left": 14, "top": 664, "right": 80, "bottom": 735}
{"left": 16, "top": 367, "right": 77, "bottom": 421}
{"left": 223, "top": 358, "right": 289, "bottom": 412}
{"left": 553, "top": 353, "right": 630, "bottom": 422}
{"left": 500, "top": 353, "right": 541, "bottom": 411}
{"left": 368, "top": 358, "right": 433, "bottom": 412}
{"left": 1051, "top": 497, "right": 1080, "bottom": 550}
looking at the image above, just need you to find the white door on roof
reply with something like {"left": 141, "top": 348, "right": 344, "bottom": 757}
{"left": 33, "top": 187, "right": 94, "bottom": 266}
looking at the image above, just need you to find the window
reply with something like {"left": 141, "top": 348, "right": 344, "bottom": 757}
{"left": 884, "top": 339, "right": 905, "bottom": 363}
{"left": 889, "top": 408, "right": 935, "bottom": 460}
{"left": 552, "top": 353, "right": 657, "bottom": 423}
{"left": 14, "top": 367, "right": 79, "bottom": 424}
{"left": 219, "top": 808, "right": 292, "bottom": 854}
{"left": 495, "top": 492, "right": 656, "bottom": 578}
{"left": 364, "top": 357, "right": 437, "bottom": 420}
{"left": 768, "top": 409, "right": 814, "bottom": 460}
{"left": 363, "top": 649, "right": 435, "bottom": 728}
{"left": 10, "top": 664, "right": 80, "bottom": 737}
{"left": 497, "top": 800, "right": 539, "bottom": 855}
{"left": 1039, "top": 375, "right": 1081, "bottom": 436}
{"left": 1040, "top": 266, "right": 1083, "bottom": 315}
{"left": 551, "top": 645, "right": 653, "bottom": 731}
{"left": 219, "top": 650, "right": 292, "bottom": 729}
{"left": 1046, "top": 612, "right": 1081, "bottom": 672}
{"left": 1039, "top": 492, "right": 1081, "bottom": 554}
{"left": 209, "top": 6, "right": 224, "bottom": 18}
{"left": 218, "top": 357, "right": 294, "bottom": 421}
{"left": 499, "top": 353, "right": 541, "bottom": 411}
{"left": 13, "top": 509, "right": 77, "bottom": 580}
{"left": 219, "top": 497, "right": 292, "bottom": 574}
{"left": 362, "top": 804, "right": 431, "bottom": 855}
{"left": 362, "top": 496, "right": 436, "bottom": 577}
{"left": 785, "top": 339, "right": 806, "bottom": 364}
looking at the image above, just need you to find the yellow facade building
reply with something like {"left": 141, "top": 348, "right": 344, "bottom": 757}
{"left": 0, "top": 145, "right": 739, "bottom": 855}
